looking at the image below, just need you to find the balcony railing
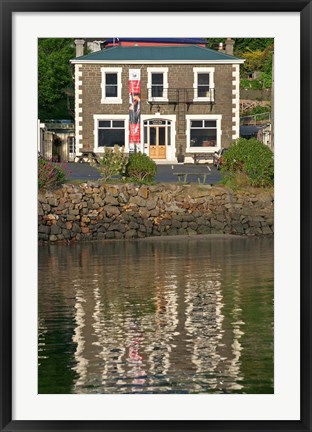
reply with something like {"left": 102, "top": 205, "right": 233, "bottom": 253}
{"left": 147, "top": 88, "right": 215, "bottom": 105}
{"left": 185, "top": 88, "right": 215, "bottom": 103}
{"left": 147, "top": 88, "right": 179, "bottom": 104}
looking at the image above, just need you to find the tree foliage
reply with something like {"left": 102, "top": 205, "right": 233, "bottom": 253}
{"left": 38, "top": 38, "right": 75, "bottom": 120}
{"left": 206, "top": 38, "right": 274, "bottom": 89}
{"left": 206, "top": 37, "right": 273, "bottom": 54}
{"left": 241, "top": 47, "right": 272, "bottom": 74}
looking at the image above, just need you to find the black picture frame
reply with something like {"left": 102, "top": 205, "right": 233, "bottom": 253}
{"left": 1, "top": 1, "right": 311, "bottom": 431}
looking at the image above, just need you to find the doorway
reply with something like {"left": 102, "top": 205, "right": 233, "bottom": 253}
{"left": 149, "top": 126, "right": 166, "bottom": 159}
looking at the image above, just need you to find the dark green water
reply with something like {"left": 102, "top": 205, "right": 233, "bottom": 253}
{"left": 38, "top": 236, "right": 274, "bottom": 394}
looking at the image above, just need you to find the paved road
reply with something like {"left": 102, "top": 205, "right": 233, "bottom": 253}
{"left": 65, "top": 162, "right": 222, "bottom": 184}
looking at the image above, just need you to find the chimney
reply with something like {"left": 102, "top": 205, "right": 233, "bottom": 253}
{"left": 75, "top": 39, "right": 85, "bottom": 57}
{"left": 225, "top": 38, "right": 234, "bottom": 56}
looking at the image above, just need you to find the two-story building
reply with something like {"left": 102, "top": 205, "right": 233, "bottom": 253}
{"left": 70, "top": 40, "right": 244, "bottom": 163}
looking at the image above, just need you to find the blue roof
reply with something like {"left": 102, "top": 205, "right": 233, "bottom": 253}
{"left": 103, "top": 37, "right": 207, "bottom": 45}
{"left": 72, "top": 45, "right": 243, "bottom": 62}
{"left": 240, "top": 125, "right": 261, "bottom": 137}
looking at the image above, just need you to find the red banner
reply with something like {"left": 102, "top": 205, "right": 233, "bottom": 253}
{"left": 129, "top": 124, "right": 141, "bottom": 143}
{"left": 129, "top": 80, "right": 140, "bottom": 94}
{"left": 129, "top": 69, "right": 141, "bottom": 148}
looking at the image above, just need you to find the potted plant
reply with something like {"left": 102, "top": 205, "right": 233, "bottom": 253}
{"left": 177, "top": 144, "right": 185, "bottom": 163}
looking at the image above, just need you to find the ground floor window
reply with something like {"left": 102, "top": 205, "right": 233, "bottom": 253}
{"left": 186, "top": 115, "right": 221, "bottom": 152}
{"left": 190, "top": 120, "right": 217, "bottom": 147}
{"left": 98, "top": 120, "right": 125, "bottom": 148}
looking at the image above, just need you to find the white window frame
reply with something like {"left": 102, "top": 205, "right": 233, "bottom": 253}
{"left": 101, "top": 67, "right": 122, "bottom": 104}
{"left": 93, "top": 114, "right": 129, "bottom": 153}
{"left": 193, "top": 67, "right": 215, "bottom": 102}
{"left": 186, "top": 114, "right": 222, "bottom": 153}
{"left": 147, "top": 67, "right": 169, "bottom": 102}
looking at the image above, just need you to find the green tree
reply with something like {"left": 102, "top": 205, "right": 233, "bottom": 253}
{"left": 206, "top": 38, "right": 273, "bottom": 55}
{"left": 206, "top": 38, "right": 274, "bottom": 89}
{"left": 38, "top": 38, "right": 75, "bottom": 120}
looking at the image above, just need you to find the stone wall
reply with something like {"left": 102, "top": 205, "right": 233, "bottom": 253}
{"left": 38, "top": 183, "right": 274, "bottom": 243}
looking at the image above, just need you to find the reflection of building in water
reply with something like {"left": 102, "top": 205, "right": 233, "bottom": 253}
{"left": 225, "top": 284, "right": 245, "bottom": 391}
{"left": 38, "top": 317, "right": 48, "bottom": 366}
{"left": 72, "top": 279, "right": 130, "bottom": 391}
{"left": 39, "top": 238, "right": 273, "bottom": 394}
{"left": 125, "top": 320, "right": 146, "bottom": 388}
{"left": 184, "top": 278, "right": 225, "bottom": 391}
{"left": 68, "top": 241, "right": 247, "bottom": 392}
{"left": 184, "top": 276, "right": 245, "bottom": 392}
{"left": 144, "top": 277, "right": 179, "bottom": 387}
{"left": 69, "top": 244, "right": 181, "bottom": 392}
{"left": 92, "top": 284, "right": 127, "bottom": 390}
{"left": 72, "top": 282, "right": 89, "bottom": 390}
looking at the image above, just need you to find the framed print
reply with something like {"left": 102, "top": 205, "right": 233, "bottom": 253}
{"left": 1, "top": 0, "right": 311, "bottom": 431}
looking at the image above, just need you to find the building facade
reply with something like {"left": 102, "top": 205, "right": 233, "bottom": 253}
{"left": 70, "top": 43, "right": 244, "bottom": 163}
{"left": 38, "top": 120, "right": 75, "bottom": 162}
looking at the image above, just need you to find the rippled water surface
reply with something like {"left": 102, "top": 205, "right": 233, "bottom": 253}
{"left": 38, "top": 236, "right": 274, "bottom": 394}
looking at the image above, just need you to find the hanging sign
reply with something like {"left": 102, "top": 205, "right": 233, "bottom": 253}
{"left": 129, "top": 69, "right": 141, "bottom": 149}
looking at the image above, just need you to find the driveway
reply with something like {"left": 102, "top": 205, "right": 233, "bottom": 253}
{"left": 65, "top": 162, "right": 222, "bottom": 184}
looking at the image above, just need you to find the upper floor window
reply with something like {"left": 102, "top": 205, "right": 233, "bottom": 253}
{"left": 101, "top": 67, "right": 122, "bottom": 104}
{"left": 147, "top": 67, "right": 168, "bottom": 102}
{"left": 105, "top": 73, "right": 118, "bottom": 97}
{"left": 151, "top": 73, "right": 164, "bottom": 98}
{"left": 193, "top": 67, "right": 215, "bottom": 102}
{"left": 197, "top": 73, "right": 210, "bottom": 97}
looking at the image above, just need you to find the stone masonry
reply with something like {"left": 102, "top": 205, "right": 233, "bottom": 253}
{"left": 38, "top": 183, "right": 274, "bottom": 243}
{"left": 77, "top": 63, "right": 236, "bottom": 155}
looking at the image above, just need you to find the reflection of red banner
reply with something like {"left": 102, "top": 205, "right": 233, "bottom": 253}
{"left": 129, "top": 124, "right": 140, "bottom": 143}
{"left": 129, "top": 69, "right": 141, "bottom": 146}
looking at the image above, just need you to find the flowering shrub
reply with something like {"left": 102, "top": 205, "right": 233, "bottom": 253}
{"left": 93, "top": 145, "right": 128, "bottom": 182}
{"left": 38, "top": 157, "right": 67, "bottom": 190}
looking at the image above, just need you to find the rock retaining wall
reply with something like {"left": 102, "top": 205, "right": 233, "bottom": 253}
{"left": 38, "top": 183, "right": 274, "bottom": 243}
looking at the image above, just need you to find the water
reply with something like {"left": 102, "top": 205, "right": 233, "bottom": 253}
{"left": 38, "top": 235, "right": 274, "bottom": 394}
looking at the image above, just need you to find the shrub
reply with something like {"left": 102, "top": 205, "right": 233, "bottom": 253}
{"left": 38, "top": 157, "right": 67, "bottom": 190}
{"left": 125, "top": 152, "right": 157, "bottom": 183}
{"left": 221, "top": 138, "right": 274, "bottom": 188}
{"left": 240, "top": 78, "right": 263, "bottom": 90}
{"left": 94, "top": 145, "right": 128, "bottom": 182}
